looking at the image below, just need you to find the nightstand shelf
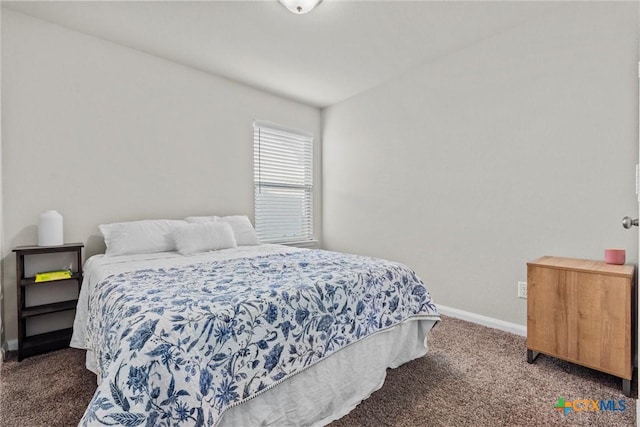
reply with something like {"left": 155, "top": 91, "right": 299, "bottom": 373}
{"left": 21, "top": 328, "right": 74, "bottom": 358}
{"left": 13, "top": 243, "right": 83, "bottom": 361}
{"left": 20, "top": 273, "right": 82, "bottom": 287}
{"left": 20, "top": 300, "right": 78, "bottom": 318}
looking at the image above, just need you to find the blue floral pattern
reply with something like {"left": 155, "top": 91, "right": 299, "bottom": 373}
{"left": 80, "top": 250, "right": 439, "bottom": 426}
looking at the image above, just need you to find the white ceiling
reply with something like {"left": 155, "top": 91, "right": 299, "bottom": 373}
{"left": 3, "top": 0, "right": 559, "bottom": 108}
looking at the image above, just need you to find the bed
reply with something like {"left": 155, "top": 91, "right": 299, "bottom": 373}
{"left": 71, "top": 243, "right": 440, "bottom": 426}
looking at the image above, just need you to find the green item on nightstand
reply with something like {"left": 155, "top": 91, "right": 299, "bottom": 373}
{"left": 34, "top": 269, "right": 72, "bottom": 282}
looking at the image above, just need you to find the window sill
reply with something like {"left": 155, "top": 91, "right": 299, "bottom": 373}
{"left": 274, "top": 239, "right": 318, "bottom": 248}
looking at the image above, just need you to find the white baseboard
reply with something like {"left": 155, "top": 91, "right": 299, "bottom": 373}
{"left": 0, "top": 339, "right": 17, "bottom": 363}
{"left": 6, "top": 338, "right": 17, "bottom": 351}
{"left": 437, "top": 304, "right": 526, "bottom": 337}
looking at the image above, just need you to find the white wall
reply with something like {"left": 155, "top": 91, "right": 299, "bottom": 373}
{"left": 323, "top": 2, "right": 639, "bottom": 326}
{"left": 1, "top": 10, "right": 321, "bottom": 347}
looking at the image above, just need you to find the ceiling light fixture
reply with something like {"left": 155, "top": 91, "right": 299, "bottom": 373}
{"left": 278, "top": 0, "right": 323, "bottom": 14}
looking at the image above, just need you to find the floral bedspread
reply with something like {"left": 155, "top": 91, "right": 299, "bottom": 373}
{"left": 80, "top": 249, "right": 439, "bottom": 426}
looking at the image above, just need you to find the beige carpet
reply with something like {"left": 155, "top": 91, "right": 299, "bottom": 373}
{"left": 0, "top": 316, "right": 635, "bottom": 426}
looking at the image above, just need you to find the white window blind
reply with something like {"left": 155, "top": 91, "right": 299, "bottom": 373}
{"left": 254, "top": 121, "right": 313, "bottom": 244}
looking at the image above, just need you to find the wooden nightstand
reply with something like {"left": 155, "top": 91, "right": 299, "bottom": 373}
{"left": 13, "top": 243, "right": 83, "bottom": 361}
{"left": 526, "top": 256, "right": 635, "bottom": 396}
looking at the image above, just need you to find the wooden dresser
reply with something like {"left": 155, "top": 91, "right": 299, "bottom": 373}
{"left": 526, "top": 256, "right": 635, "bottom": 396}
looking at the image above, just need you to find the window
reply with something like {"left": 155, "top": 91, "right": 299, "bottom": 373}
{"left": 254, "top": 121, "right": 313, "bottom": 244}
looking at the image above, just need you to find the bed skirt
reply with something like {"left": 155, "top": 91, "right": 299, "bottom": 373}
{"left": 84, "top": 317, "right": 437, "bottom": 426}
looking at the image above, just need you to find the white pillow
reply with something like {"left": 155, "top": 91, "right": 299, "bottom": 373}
{"left": 219, "top": 215, "right": 260, "bottom": 246}
{"left": 171, "top": 222, "right": 237, "bottom": 255}
{"left": 185, "top": 214, "right": 260, "bottom": 246}
{"left": 99, "top": 219, "right": 186, "bottom": 256}
{"left": 184, "top": 215, "right": 219, "bottom": 223}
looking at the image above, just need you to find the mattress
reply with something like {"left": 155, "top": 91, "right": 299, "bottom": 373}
{"left": 72, "top": 244, "right": 440, "bottom": 426}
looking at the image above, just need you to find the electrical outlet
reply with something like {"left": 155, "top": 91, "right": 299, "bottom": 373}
{"left": 518, "top": 281, "right": 527, "bottom": 299}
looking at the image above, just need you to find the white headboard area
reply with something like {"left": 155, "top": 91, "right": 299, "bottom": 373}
{"left": 1, "top": 10, "right": 321, "bottom": 348}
